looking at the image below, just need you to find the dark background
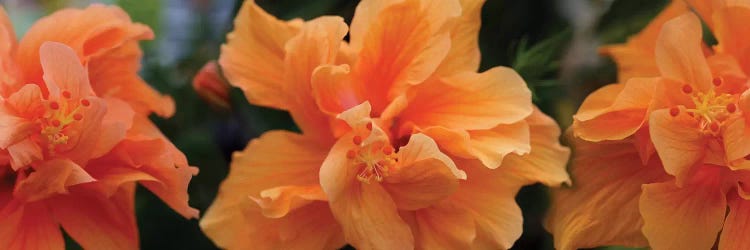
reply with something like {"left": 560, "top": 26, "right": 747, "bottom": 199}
{"left": 3, "top": 0, "right": 666, "bottom": 249}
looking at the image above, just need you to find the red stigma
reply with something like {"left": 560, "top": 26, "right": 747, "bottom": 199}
{"left": 713, "top": 77, "right": 722, "bottom": 86}
{"left": 49, "top": 101, "right": 60, "bottom": 110}
{"left": 727, "top": 103, "right": 737, "bottom": 113}
{"left": 51, "top": 120, "right": 61, "bottom": 127}
{"left": 346, "top": 150, "right": 357, "bottom": 159}
{"left": 80, "top": 99, "right": 90, "bottom": 107}
{"left": 710, "top": 122, "right": 720, "bottom": 132}
{"left": 73, "top": 113, "right": 83, "bottom": 121}
{"left": 681, "top": 84, "right": 693, "bottom": 94}
{"left": 62, "top": 91, "right": 71, "bottom": 99}
{"left": 352, "top": 135, "right": 363, "bottom": 145}
{"left": 366, "top": 122, "right": 372, "bottom": 131}
{"left": 382, "top": 146, "right": 393, "bottom": 155}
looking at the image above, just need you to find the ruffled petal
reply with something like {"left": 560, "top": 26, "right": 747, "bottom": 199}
{"left": 50, "top": 184, "right": 139, "bottom": 250}
{"left": 14, "top": 159, "right": 94, "bottom": 202}
{"left": 719, "top": 193, "right": 750, "bottom": 250}
{"left": 640, "top": 168, "right": 727, "bottom": 250}
{"left": 423, "top": 121, "right": 530, "bottom": 169}
{"left": 546, "top": 138, "right": 669, "bottom": 250}
{"left": 0, "top": 201, "right": 64, "bottom": 250}
{"left": 39, "top": 42, "right": 92, "bottom": 99}
{"left": 201, "top": 131, "right": 331, "bottom": 248}
{"left": 433, "top": 0, "right": 483, "bottom": 75}
{"left": 655, "top": 13, "right": 713, "bottom": 91}
{"left": 219, "top": 0, "right": 302, "bottom": 110}
{"left": 408, "top": 201, "right": 476, "bottom": 249}
{"left": 400, "top": 67, "right": 532, "bottom": 131}
{"left": 713, "top": 3, "right": 750, "bottom": 75}
{"left": 649, "top": 108, "right": 707, "bottom": 184}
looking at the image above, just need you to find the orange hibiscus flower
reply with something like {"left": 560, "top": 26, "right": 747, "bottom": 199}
{"left": 0, "top": 5, "right": 197, "bottom": 250}
{"left": 201, "top": 0, "right": 570, "bottom": 249}
{"left": 549, "top": 1, "right": 750, "bottom": 249}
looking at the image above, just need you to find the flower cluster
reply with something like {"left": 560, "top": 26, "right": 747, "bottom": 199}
{"left": 199, "top": 0, "right": 570, "bottom": 249}
{"left": 0, "top": 5, "right": 196, "bottom": 249}
{"left": 548, "top": 1, "right": 750, "bottom": 249}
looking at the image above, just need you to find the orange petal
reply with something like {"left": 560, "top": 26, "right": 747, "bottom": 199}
{"left": 201, "top": 131, "right": 332, "bottom": 248}
{"left": 283, "top": 16, "right": 348, "bottom": 139}
{"left": 96, "top": 137, "right": 199, "bottom": 218}
{"left": 722, "top": 116, "right": 750, "bottom": 168}
{"left": 401, "top": 67, "right": 532, "bottom": 131}
{"left": 0, "top": 201, "right": 64, "bottom": 250}
{"left": 17, "top": 5, "right": 152, "bottom": 90}
{"left": 502, "top": 108, "right": 571, "bottom": 186}
{"left": 219, "top": 0, "right": 302, "bottom": 110}
{"left": 423, "top": 121, "right": 531, "bottom": 169}
{"left": 640, "top": 168, "right": 726, "bottom": 250}
{"left": 311, "top": 64, "right": 365, "bottom": 115}
{"left": 89, "top": 98, "right": 134, "bottom": 159}
{"left": 449, "top": 158, "right": 525, "bottom": 249}
{"left": 433, "top": 0, "right": 483, "bottom": 75}
{"left": 58, "top": 97, "right": 107, "bottom": 165}
{"left": 330, "top": 182, "right": 415, "bottom": 250}
{"left": 384, "top": 134, "right": 462, "bottom": 210}
{"left": 192, "top": 61, "right": 231, "bottom": 110}
{"left": 719, "top": 194, "right": 750, "bottom": 250}
{"left": 649, "top": 108, "right": 707, "bottom": 184}
{"left": 14, "top": 159, "right": 94, "bottom": 202}
{"left": 7, "top": 139, "right": 42, "bottom": 170}
{"left": 573, "top": 77, "right": 658, "bottom": 141}
{"left": 50, "top": 184, "right": 138, "bottom": 250}
{"left": 0, "top": 84, "right": 43, "bottom": 150}
{"left": 408, "top": 202, "right": 476, "bottom": 249}
{"left": 0, "top": 6, "right": 15, "bottom": 52}
{"left": 39, "top": 42, "right": 93, "bottom": 99}
{"left": 714, "top": 3, "right": 750, "bottom": 74}
{"left": 600, "top": 0, "right": 689, "bottom": 82}
{"left": 655, "top": 13, "right": 713, "bottom": 91}
{"left": 546, "top": 138, "right": 669, "bottom": 250}
{"left": 252, "top": 185, "right": 327, "bottom": 218}
{"left": 88, "top": 42, "right": 174, "bottom": 117}
{"left": 351, "top": 0, "right": 460, "bottom": 113}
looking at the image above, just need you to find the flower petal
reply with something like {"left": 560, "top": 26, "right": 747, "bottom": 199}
{"left": 17, "top": 4, "right": 152, "bottom": 92}
{"left": 546, "top": 138, "right": 669, "bottom": 250}
{"left": 252, "top": 185, "right": 327, "bottom": 218}
{"left": 649, "top": 108, "right": 707, "bottom": 184}
{"left": 401, "top": 67, "right": 532, "bottom": 131}
{"left": 423, "top": 121, "right": 530, "bottom": 169}
{"left": 719, "top": 194, "right": 750, "bottom": 250}
{"left": 713, "top": 3, "right": 750, "bottom": 74}
{"left": 0, "top": 201, "right": 64, "bottom": 250}
{"left": 0, "top": 6, "right": 15, "bottom": 54}
{"left": 39, "top": 42, "right": 92, "bottom": 99}
{"left": 330, "top": 183, "right": 414, "bottom": 250}
{"left": 408, "top": 201, "right": 476, "bottom": 249}
{"left": 14, "top": 159, "right": 94, "bottom": 202}
{"left": 351, "top": 0, "right": 460, "bottom": 113}
{"left": 573, "top": 77, "right": 658, "bottom": 142}
{"left": 0, "top": 84, "right": 43, "bottom": 151}
{"left": 502, "top": 108, "right": 571, "bottom": 186}
{"left": 384, "top": 134, "right": 461, "bottom": 210}
{"left": 450, "top": 158, "right": 525, "bottom": 249}
{"left": 655, "top": 13, "right": 713, "bottom": 91}
{"left": 50, "top": 184, "right": 139, "bottom": 250}
{"left": 283, "top": 16, "right": 348, "bottom": 139}
{"left": 640, "top": 168, "right": 727, "bottom": 250}
{"left": 201, "top": 131, "right": 330, "bottom": 248}
{"left": 219, "top": 0, "right": 302, "bottom": 109}
{"left": 600, "top": 0, "right": 689, "bottom": 82}
{"left": 7, "top": 139, "right": 42, "bottom": 170}
{"left": 433, "top": 0, "right": 483, "bottom": 75}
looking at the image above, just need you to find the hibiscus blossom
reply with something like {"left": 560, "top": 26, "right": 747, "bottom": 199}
{"left": 200, "top": 0, "right": 570, "bottom": 249}
{"left": 549, "top": 1, "right": 750, "bottom": 249}
{"left": 0, "top": 5, "right": 197, "bottom": 249}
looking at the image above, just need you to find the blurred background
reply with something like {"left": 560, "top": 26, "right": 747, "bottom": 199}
{"left": 1, "top": 0, "right": 666, "bottom": 249}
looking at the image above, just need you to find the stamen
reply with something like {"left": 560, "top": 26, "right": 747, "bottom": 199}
{"left": 669, "top": 107, "right": 680, "bottom": 117}
{"left": 682, "top": 84, "right": 693, "bottom": 94}
{"left": 51, "top": 120, "right": 61, "bottom": 127}
{"left": 382, "top": 146, "right": 393, "bottom": 155}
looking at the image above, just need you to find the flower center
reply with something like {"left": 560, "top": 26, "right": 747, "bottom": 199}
{"left": 675, "top": 81, "right": 737, "bottom": 134}
{"left": 346, "top": 127, "right": 398, "bottom": 184}
{"left": 40, "top": 90, "right": 89, "bottom": 152}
